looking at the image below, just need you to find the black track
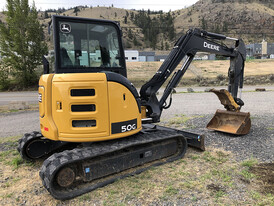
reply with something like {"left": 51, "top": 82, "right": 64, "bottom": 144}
{"left": 17, "top": 131, "right": 75, "bottom": 161}
{"left": 39, "top": 130, "right": 187, "bottom": 200}
{"left": 18, "top": 131, "right": 44, "bottom": 161}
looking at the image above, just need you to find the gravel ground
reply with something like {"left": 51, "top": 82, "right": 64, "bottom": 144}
{"left": 176, "top": 114, "right": 274, "bottom": 163}
{"left": 0, "top": 110, "right": 40, "bottom": 137}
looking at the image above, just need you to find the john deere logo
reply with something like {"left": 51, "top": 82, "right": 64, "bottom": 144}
{"left": 60, "top": 23, "right": 71, "bottom": 33}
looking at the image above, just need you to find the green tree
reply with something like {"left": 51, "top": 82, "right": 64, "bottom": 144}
{"left": 124, "top": 16, "right": 127, "bottom": 24}
{"left": 214, "top": 24, "right": 220, "bottom": 33}
{"left": 222, "top": 21, "right": 228, "bottom": 32}
{"left": 165, "top": 42, "right": 170, "bottom": 50}
{"left": 130, "top": 12, "right": 134, "bottom": 21}
{"left": 44, "top": 11, "right": 49, "bottom": 19}
{"left": 161, "top": 40, "right": 164, "bottom": 50}
{"left": 128, "top": 29, "right": 133, "bottom": 39}
{"left": 201, "top": 16, "right": 208, "bottom": 30}
{"left": 0, "top": 0, "right": 48, "bottom": 88}
{"left": 73, "top": 6, "right": 80, "bottom": 16}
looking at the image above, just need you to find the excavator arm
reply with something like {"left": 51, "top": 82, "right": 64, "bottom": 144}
{"left": 140, "top": 29, "right": 245, "bottom": 119}
{"left": 140, "top": 28, "right": 250, "bottom": 135}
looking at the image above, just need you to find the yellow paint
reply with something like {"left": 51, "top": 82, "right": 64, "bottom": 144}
{"left": 39, "top": 73, "right": 142, "bottom": 142}
{"left": 141, "top": 106, "right": 147, "bottom": 119}
{"left": 38, "top": 86, "right": 45, "bottom": 117}
{"left": 107, "top": 81, "right": 142, "bottom": 133}
{"left": 222, "top": 89, "right": 240, "bottom": 111}
{"left": 39, "top": 74, "right": 58, "bottom": 140}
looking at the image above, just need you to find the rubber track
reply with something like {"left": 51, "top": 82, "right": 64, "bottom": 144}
{"left": 40, "top": 130, "right": 187, "bottom": 200}
{"left": 17, "top": 131, "right": 43, "bottom": 161}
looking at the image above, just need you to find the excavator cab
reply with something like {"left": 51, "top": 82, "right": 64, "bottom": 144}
{"left": 51, "top": 16, "right": 127, "bottom": 76}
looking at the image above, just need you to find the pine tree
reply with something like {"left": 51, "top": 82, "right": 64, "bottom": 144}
{"left": 44, "top": 11, "right": 49, "bottom": 19}
{"left": 73, "top": 6, "right": 80, "bottom": 16}
{"left": 130, "top": 12, "right": 134, "bottom": 21}
{"left": 0, "top": 0, "right": 48, "bottom": 88}
{"left": 201, "top": 17, "right": 208, "bottom": 30}
{"left": 133, "top": 36, "right": 139, "bottom": 46}
{"left": 124, "top": 16, "right": 127, "bottom": 24}
{"left": 222, "top": 21, "right": 228, "bottom": 32}
{"left": 165, "top": 42, "right": 170, "bottom": 50}
{"left": 128, "top": 29, "right": 133, "bottom": 39}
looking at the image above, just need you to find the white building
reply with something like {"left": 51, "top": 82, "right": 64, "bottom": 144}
{"left": 124, "top": 50, "right": 139, "bottom": 62}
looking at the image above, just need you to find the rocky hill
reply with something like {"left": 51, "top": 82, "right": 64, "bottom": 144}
{"left": 173, "top": 0, "right": 274, "bottom": 43}
{"left": 1, "top": 0, "right": 273, "bottom": 50}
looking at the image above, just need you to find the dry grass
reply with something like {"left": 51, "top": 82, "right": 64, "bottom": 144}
{"left": 127, "top": 59, "right": 274, "bottom": 87}
{"left": 0, "top": 104, "right": 38, "bottom": 114}
{"left": 0, "top": 135, "right": 273, "bottom": 206}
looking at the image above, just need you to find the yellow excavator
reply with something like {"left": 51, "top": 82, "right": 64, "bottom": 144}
{"left": 17, "top": 16, "right": 251, "bottom": 200}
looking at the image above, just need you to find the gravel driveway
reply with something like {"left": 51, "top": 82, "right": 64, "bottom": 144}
{"left": 0, "top": 87, "right": 273, "bottom": 163}
{"left": 177, "top": 114, "right": 274, "bottom": 163}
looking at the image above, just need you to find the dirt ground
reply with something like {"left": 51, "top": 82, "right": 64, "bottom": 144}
{"left": 0, "top": 131, "right": 273, "bottom": 205}
{"left": 0, "top": 128, "right": 273, "bottom": 205}
{"left": 250, "top": 163, "right": 274, "bottom": 194}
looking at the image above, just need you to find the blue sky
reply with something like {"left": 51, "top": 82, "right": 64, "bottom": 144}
{"left": 0, "top": 0, "right": 199, "bottom": 12}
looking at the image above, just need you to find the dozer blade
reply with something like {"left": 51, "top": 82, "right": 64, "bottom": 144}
{"left": 207, "top": 109, "right": 251, "bottom": 135}
{"left": 207, "top": 89, "right": 251, "bottom": 135}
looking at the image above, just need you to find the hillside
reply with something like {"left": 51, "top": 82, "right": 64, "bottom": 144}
{"left": 173, "top": 0, "right": 274, "bottom": 43}
{"left": 1, "top": 0, "right": 274, "bottom": 50}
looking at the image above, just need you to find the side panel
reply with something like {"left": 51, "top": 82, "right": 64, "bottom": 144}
{"left": 51, "top": 73, "right": 110, "bottom": 141}
{"left": 107, "top": 82, "right": 142, "bottom": 136}
{"left": 39, "top": 74, "right": 58, "bottom": 140}
{"left": 39, "top": 73, "right": 142, "bottom": 142}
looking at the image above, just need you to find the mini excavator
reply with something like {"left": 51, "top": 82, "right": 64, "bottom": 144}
{"left": 18, "top": 16, "right": 251, "bottom": 200}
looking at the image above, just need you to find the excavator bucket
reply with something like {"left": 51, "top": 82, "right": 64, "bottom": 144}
{"left": 207, "top": 109, "right": 251, "bottom": 135}
{"left": 206, "top": 89, "right": 251, "bottom": 135}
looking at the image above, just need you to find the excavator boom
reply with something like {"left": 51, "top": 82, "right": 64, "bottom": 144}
{"left": 140, "top": 28, "right": 251, "bottom": 134}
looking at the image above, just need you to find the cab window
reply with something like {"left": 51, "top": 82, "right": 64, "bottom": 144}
{"left": 58, "top": 22, "right": 122, "bottom": 69}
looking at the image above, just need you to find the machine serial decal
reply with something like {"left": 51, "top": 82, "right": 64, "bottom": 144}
{"left": 111, "top": 119, "right": 137, "bottom": 134}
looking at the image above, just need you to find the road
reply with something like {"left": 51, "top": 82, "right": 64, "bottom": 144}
{"left": 0, "top": 86, "right": 274, "bottom": 106}
{"left": 0, "top": 91, "right": 38, "bottom": 106}
{"left": 0, "top": 86, "right": 274, "bottom": 137}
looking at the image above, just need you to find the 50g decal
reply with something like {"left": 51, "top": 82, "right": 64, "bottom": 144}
{"left": 112, "top": 119, "right": 137, "bottom": 134}
{"left": 121, "top": 124, "right": 136, "bottom": 133}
